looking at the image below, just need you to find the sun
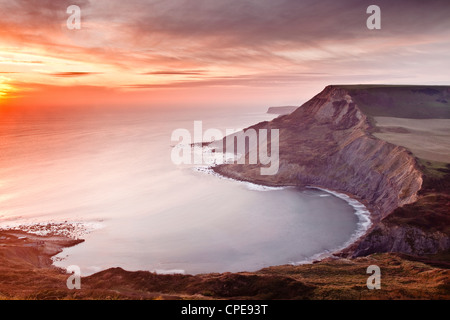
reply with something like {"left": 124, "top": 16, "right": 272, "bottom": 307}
{"left": 0, "top": 77, "right": 16, "bottom": 101}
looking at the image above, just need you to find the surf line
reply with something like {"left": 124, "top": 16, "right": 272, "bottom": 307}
{"left": 290, "top": 186, "right": 372, "bottom": 265}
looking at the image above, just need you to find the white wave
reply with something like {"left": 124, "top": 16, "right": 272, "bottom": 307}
{"left": 243, "top": 182, "right": 286, "bottom": 191}
{"left": 0, "top": 219, "right": 105, "bottom": 239}
{"left": 291, "top": 186, "right": 372, "bottom": 266}
{"left": 193, "top": 166, "right": 286, "bottom": 192}
{"left": 172, "top": 143, "right": 238, "bottom": 166}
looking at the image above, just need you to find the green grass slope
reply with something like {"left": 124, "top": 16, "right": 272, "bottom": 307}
{"left": 338, "top": 85, "right": 450, "bottom": 119}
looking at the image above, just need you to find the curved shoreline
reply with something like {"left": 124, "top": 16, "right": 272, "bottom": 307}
{"left": 293, "top": 186, "right": 372, "bottom": 264}
{"left": 199, "top": 165, "right": 374, "bottom": 266}
{"left": 3, "top": 164, "right": 374, "bottom": 274}
{"left": 0, "top": 164, "right": 372, "bottom": 274}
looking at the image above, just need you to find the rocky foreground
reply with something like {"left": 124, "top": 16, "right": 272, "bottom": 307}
{"left": 0, "top": 229, "right": 449, "bottom": 299}
{"left": 1, "top": 85, "right": 449, "bottom": 299}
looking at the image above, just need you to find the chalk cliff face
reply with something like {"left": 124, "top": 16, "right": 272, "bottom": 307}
{"left": 215, "top": 85, "right": 423, "bottom": 219}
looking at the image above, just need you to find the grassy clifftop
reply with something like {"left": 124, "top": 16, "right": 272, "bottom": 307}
{"left": 337, "top": 85, "right": 450, "bottom": 119}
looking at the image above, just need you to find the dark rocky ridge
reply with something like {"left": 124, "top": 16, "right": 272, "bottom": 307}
{"left": 213, "top": 85, "right": 450, "bottom": 257}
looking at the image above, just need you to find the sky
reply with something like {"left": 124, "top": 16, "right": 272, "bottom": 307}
{"left": 0, "top": 0, "right": 449, "bottom": 109}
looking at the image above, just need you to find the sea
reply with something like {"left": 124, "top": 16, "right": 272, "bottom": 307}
{"left": 0, "top": 104, "right": 370, "bottom": 275}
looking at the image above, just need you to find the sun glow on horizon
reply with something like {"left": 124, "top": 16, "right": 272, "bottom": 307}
{"left": 0, "top": 76, "right": 16, "bottom": 100}
{"left": 0, "top": 0, "right": 448, "bottom": 108}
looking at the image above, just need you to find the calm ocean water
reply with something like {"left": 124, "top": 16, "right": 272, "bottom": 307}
{"left": 0, "top": 105, "right": 365, "bottom": 275}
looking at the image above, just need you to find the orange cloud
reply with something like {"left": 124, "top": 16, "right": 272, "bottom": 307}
{"left": 0, "top": 0, "right": 449, "bottom": 108}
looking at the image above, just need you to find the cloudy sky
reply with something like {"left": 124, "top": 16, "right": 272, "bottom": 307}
{"left": 0, "top": 0, "right": 449, "bottom": 109}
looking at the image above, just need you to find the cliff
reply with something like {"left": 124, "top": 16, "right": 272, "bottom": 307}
{"left": 213, "top": 85, "right": 450, "bottom": 257}
{"left": 215, "top": 85, "right": 423, "bottom": 218}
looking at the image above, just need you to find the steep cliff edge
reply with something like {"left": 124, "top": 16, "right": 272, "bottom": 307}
{"left": 214, "top": 85, "right": 450, "bottom": 257}
{"left": 214, "top": 85, "right": 423, "bottom": 219}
